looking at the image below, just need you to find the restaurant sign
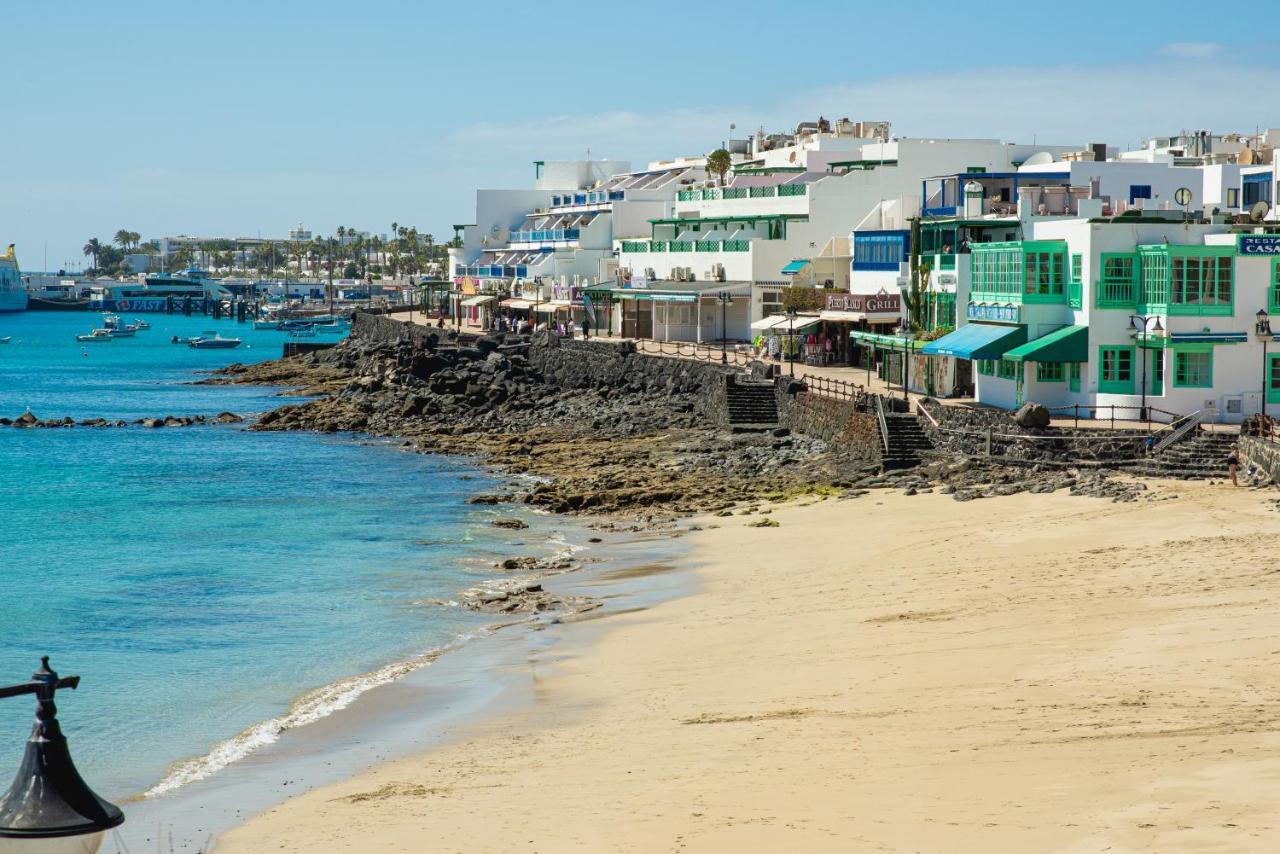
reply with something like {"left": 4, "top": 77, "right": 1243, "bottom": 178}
{"left": 1238, "top": 235, "right": 1280, "bottom": 255}
{"left": 825, "top": 292, "right": 901, "bottom": 314}
{"left": 966, "top": 302, "right": 1020, "bottom": 324}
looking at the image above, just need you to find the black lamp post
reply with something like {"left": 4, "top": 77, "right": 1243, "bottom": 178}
{"left": 896, "top": 319, "right": 914, "bottom": 402}
{"left": 1129, "top": 314, "right": 1165, "bottom": 422}
{"left": 1257, "top": 308, "right": 1273, "bottom": 418}
{"left": 786, "top": 306, "right": 798, "bottom": 377}
{"left": 0, "top": 658, "right": 123, "bottom": 852}
{"left": 717, "top": 292, "right": 732, "bottom": 364}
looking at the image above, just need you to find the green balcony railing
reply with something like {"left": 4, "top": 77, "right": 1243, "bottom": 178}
{"left": 1097, "top": 279, "right": 1136, "bottom": 308}
{"left": 695, "top": 240, "right": 722, "bottom": 251}
{"left": 650, "top": 240, "right": 668, "bottom": 252}
{"left": 677, "top": 190, "right": 698, "bottom": 202}
{"left": 723, "top": 240, "right": 750, "bottom": 252}
{"left": 777, "top": 184, "right": 808, "bottom": 197}
{"left": 749, "top": 186, "right": 775, "bottom": 198}
{"left": 669, "top": 240, "right": 693, "bottom": 252}
{"left": 722, "top": 187, "right": 747, "bottom": 200}
{"left": 620, "top": 241, "right": 649, "bottom": 253}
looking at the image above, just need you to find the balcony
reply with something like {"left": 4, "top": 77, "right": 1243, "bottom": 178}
{"left": 550, "top": 190, "right": 624, "bottom": 207}
{"left": 509, "top": 227, "right": 580, "bottom": 244}
{"left": 455, "top": 264, "right": 529, "bottom": 279}
{"left": 620, "top": 239, "right": 750, "bottom": 254}
{"left": 676, "top": 184, "right": 807, "bottom": 202}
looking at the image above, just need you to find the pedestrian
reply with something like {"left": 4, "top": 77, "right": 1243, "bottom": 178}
{"left": 1227, "top": 443, "right": 1240, "bottom": 487}
{"left": 582, "top": 316, "right": 592, "bottom": 340}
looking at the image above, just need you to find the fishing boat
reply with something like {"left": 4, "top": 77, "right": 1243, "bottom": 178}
{"left": 170, "top": 335, "right": 198, "bottom": 344}
{"left": 106, "top": 327, "right": 135, "bottom": 338}
{"left": 132, "top": 319, "right": 151, "bottom": 330}
{"left": 75, "top": 329, "right": 114, "bottom": 343}
{"left": 253, "top": 319, "right": 280, "bottom": 330}
{"left": 188, "top": 335, "right": 242, "bottom": 350}
{"left": 102, "top": 314, "right": 122, "bottom": 328}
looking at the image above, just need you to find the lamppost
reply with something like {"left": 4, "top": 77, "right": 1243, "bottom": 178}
{"left": 1257, "top": 308, "right": 1273, "bottom": 419}
{"left": 786, "top": 306, "right": 798, "bottom": 377}
{"left": 896, "top": 319, "right": 914, "bottom": 402}
{"left": 717, "top": 292, "right": 732, "bottom": 364}
{"left": 1129, "top": 314, "right": 1165, "bottom": 422}
{"left": 0, "top": 657, "right": 123, "bottom": 852}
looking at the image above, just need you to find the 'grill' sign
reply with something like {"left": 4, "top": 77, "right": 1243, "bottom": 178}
{"left": 1239, "top": 235, "right": 1280, "bottom": 255}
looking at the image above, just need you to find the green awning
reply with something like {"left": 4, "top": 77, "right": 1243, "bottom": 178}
{"left": 781, "top": 259, "right": 810, "bottom": 275}
{"left": 1004, "top": 325, "right": 1088, "bottom": 363}
{"left": 849, "top": 330, "right": 927, "bottom": 351}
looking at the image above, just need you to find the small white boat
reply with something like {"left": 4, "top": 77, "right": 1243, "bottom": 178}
{"left": 76, "top": 329, "right": 114, "bottom": 343}
{"left": 132, "top": 319, "right": 151, "bottom": 330}
{"left": 0, "top": 336, "right": 11, "bottom": 344}
{"left": 188, "top": 335, "right": 242, "bottom": 350}
{"left": 253, "top": 319, "right": 280, "bottom": 330}
{"left": 107, "top": 327, "right": 135, "bottom": 338}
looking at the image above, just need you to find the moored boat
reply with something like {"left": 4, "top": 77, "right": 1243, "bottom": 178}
{"left": 75, "top": 329, "right": 114, "bottom": 342}
{"left": 0, "top": 336, "right": 11, "bottom": 344}
{"left": 188, "top": 335, "right": 242, "bottom": 350}
{"left": 253, "top": 319, "right": 280, "bottom": 330}
{"left": 0, "top": 244, "right": 28, "bottom": 313}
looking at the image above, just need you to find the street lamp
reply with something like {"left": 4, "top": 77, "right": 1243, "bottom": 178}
{"left": 717, "top": 292, "right": 733, "bottom": 364}
{"left": 0, "top": 658, "right": 123, "bottom": 853}
{"left": 1129, "top": 314, "right": 1165, "bottom": 422}
{"left": 1257, "top": 308, "right": 1273, "bottom": 419}
{"left": 896, "top": 318, "right": 914, "bottom": 402}
{"left": 786, "top": 306, "right": 798, "bottom": 377}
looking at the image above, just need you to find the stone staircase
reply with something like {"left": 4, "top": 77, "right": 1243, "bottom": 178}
{"left": 725, "top": 381, "right": 779, "bottom": 429}
{"left": 1127, "top": 431, "right": 1238, "bottom": 479}
{"left": 882, "top": 412, "right": 934, "bottom": 470}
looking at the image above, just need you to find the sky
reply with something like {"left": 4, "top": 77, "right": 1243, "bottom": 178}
{"left": 6, "top": 0, "right": 1280, "bottom": 271}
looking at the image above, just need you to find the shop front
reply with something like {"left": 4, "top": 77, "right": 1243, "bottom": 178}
{"left": 821, "top": 291, "right": 903, "bottom": 366}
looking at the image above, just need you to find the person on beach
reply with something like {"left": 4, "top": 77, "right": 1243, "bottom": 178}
{"left": 1227, "top": 443, "right": 1240, "bottom": 487}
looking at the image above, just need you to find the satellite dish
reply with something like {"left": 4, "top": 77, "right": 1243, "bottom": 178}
{"left": 1174, "top": 187, "right": 1193, "bottom": 206}
{"left": 1022, "top": 151, "right": 1055, "bottom": 166}
{"left": 1251, "top": 200, "right": 1271, "bottom": 223}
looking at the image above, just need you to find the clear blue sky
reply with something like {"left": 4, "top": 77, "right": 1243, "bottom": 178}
{"left": 6, "top": 0, "right": 1278, "bottom": 270}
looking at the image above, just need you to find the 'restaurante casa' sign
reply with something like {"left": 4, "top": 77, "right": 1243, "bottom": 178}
{"left": 1238, "top": 235, "right": 1280, "bottom": 255}
{"left": 826, "top": 292, "right": 901, "bottom": 314}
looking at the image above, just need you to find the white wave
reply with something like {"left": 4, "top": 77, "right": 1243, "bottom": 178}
{"left": 144, "top": 630, "right": 490, "bottom": 798}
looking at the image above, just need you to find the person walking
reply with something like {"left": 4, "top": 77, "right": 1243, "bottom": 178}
{"left": 582, "top": 315, "right": 592, "bottom": 340}
{"left": 1227, "top": 442, "right": 1240, "bottom": 487}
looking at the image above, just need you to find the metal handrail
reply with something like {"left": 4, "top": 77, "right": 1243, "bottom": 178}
{"left": 1152, "top": 409, "right": 1205, "bottom": 454}
{"left": 874, "top": 395, "right": 891, "bottom": 453}
{"left": 916, "top": 400, "right": 941, "bottom": 428}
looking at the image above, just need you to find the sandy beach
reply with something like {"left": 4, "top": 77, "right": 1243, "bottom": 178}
{"left": 217, "top": 481, "right": 1280, "bottom": 853}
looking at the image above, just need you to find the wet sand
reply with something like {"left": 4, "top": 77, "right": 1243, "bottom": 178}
{"left": 217, "top": 482, "right": 1280, "bottom": 852}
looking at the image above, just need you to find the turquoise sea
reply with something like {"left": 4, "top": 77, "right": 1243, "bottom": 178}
{"left": 0, "top": 311, "right": 539, "bottom": 800}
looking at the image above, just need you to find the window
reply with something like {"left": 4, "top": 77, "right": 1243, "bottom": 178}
{"left": 1069, "top": 362, "right": 1081, "bottom": 392}
{"left": 1271, "top": 261, "right": 1280, "bottom": 313}
{"left": 1170, "top": 255, "right": 1232, "bottom": 308}
{"left": 1244, "top": 173, "right": 1273, "bottom": 207}
{"left": 1024, "top": 251, "right": 1063, "bottom": 297}
{"left": 997, "top": 359, "right": 1017, "bottom": 380}
{"left": 1099, "top": 346, "right": 1135, "bottom": 393}
{"left": 1269, "top": 355, "right": 1280, "bottom": 403}
{"left": 853, "top": 232, "right": 909, "bottom": 270}
{"left": 1174, "top": 349, "right": 1213, "bottom": 387}
{"left": 1070, "top": 254, "right": 1082, "bottom": 284}
{"left": 1129, "top": 184, "right": 1153, "bottom": 203}
{"left": 978, "top": 359, "right": 994, "bottom": 376}
{"left": 970, "top": 246, "right": 1024, "bottom": 299}
{"left": 1227, "top": 188, "right": 1240, "bottom": 208}
{"left": 1097, "top": 254, "right": 1137, "bottom": 307}
{"left": 1037, "top": 362, "right": 1065, "bottom": 382}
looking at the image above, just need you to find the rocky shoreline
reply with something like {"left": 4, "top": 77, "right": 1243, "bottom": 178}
{"left": 205, "top": 318, "right": 1156, "bottom": 515}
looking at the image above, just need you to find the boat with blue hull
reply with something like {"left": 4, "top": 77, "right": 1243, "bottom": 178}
{"left": 1, "top": 244, "right": 29, "bottom": 313}
{"left": 89, "top": 269, "right": 233, "bottom": 312}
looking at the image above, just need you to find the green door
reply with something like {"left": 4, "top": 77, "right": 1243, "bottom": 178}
{"left": 1151, "top": 351, "right": 1164, "bottom": 396}
{"left": 1015, "top": 363, "right": 1025, "bottom": 407}
{"left": 1268, "top": 354, "right": 1280, "bottom": 411}
{"left": 1069, "top": 362, "right": 1080, "bottom": 393}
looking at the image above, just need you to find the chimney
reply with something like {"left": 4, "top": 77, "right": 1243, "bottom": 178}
{"left": 1091, "top": 143, "right": 1107, "bottom": 162}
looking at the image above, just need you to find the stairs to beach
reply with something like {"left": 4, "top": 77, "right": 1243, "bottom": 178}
{"left": 1127, "top": 431, "right": 1238, "bottom": 479}
{"left": 726, "top": 382, "right": 779, "bottom": 430}
{"left": 882, "top": 412, "right": 933, "bottom": 470}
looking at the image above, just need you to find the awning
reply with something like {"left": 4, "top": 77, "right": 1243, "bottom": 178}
{"left": 820, "top": 310, "right": 864, "bottom": 323}
{"left": 919, "top": 323, "right": 1027, "bottom": 359}
{"left": 533, "top": 303, "right": 560, "bottom": 313}
{"left": 850, "top": 329, "right": 927, "bottom": 350}
{"left": 781, "top": 259, "right": 811, "bottom": 275}
{"left": 1004, "top": 325, "right": 1088, "bottom": 363}
{"left": 751, "top": 315, "right": 788, "bottom": 331}
{"left": 461, "top": 295, "right": 495, "bottom": 307}
{"left": 500, "top": 298, "right": 533, "bottom": 310}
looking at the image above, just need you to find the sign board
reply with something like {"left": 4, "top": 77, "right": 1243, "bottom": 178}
{"left": 1238, "top": 235, "right": 1280, "bottom": 256}
{"left": 966, "top": 302, "right": 1020, "bottom": 324}
{"left": 825, "top": 292, "right": 901, "bottom": 314}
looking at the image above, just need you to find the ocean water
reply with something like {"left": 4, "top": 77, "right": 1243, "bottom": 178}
{"left": 0, "top": 311, "right": 541, "bottom": 800}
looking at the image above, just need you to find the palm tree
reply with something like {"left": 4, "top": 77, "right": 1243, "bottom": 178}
{"left": 113, "top": 230, "right": 131, "bottom": 250}
{"left": 129, "top": 231, "right": 142, "bottom": 250}
{"left": 706, "top": 148, "right": 732, "bottom": 187}
{"left": 83, "top": 238, "right": 103, "bottom": 272}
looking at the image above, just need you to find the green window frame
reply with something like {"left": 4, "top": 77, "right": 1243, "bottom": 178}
{"left": 1137, "top": 245, "right": 1234, "bottom": 316}
{"left": 1068, "top": 362, "right": 1081, "bottom": 392}
{"left": 1070, "top": 254, "right": 1082, "bottom": 285}
{"left": 1268, "top": 354, "right": 1280, "bottom": 404}
{"left": 1270, "top": 259, "right": 1280, "bottom": 313}
{"left": 977, "top": 359, "right": 993, "bottom": 376}
{"left": 1098, "top": 345, "right": 1135, "bottom": 394}
{"left": 997, "top": 359, "right": 1017, "bottom": 380}
{"left": 1023, "top": 250, "right": 1064, "bottom": 301}
{"left": 1097, "top": 253, "right": 1137, "bottom": 308}
{"left": 1173, "top": 348, "right": 1213, "bottom": 388}
{"left": 1037, "top": 362, "right": 1065, "bottom": 382}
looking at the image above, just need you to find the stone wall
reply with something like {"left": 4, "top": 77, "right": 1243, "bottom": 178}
{"left": 775, "top": 381, "right": 882, "bottom": 469}
{"left": 351, "top": 311, "right": 443, "bottom": 348}
{"left": 1240, "top": 435, "right": 1280, "bottom": 484}
{"left": 918, "top": 399, "right": 1146, "bottom": 463}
